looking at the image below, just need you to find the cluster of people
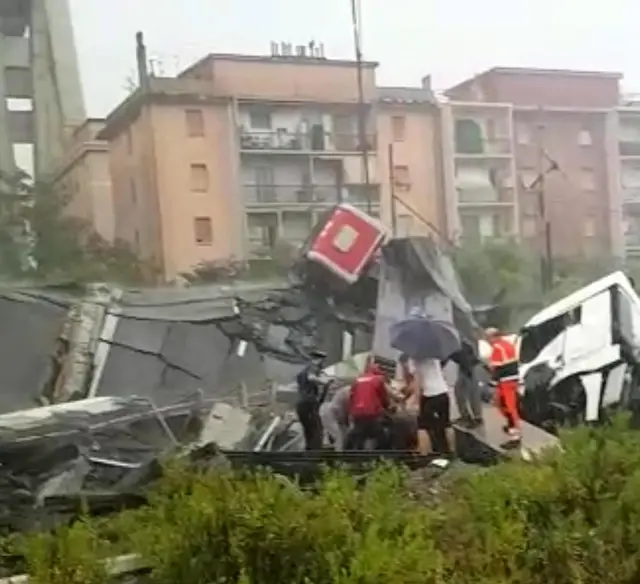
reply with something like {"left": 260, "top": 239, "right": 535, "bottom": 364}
{"left": 295, "top": 327, "right": 522, "bottom": 454}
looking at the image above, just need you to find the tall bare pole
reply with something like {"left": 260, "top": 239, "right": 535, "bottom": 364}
{"left": 350, "top": 0, "right": 372, "bottom": 213}
{"left": 388, "top": 143, "right": 397, "bottom": 235}
{"left": 535, "top": 111, "right": 554, "bottom": 291}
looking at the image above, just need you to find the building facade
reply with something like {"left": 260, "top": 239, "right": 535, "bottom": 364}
{"left": 618, "top": 103, "right": 640, "bottom": 258}
{"left": 56, "top": 119, "right": 114, "bottom": 242}
{"left": 98, "top": 51, "right": 445, "bottom": 281}
{"left": 443, "top": 67, "right": 623, "bottom": 259}
{"left": 0, "top": 0, "right": 85, "bottom": 176}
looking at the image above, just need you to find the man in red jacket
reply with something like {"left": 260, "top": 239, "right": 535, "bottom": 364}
{"left": 348, "top": 358, "right": 390, "bottom": 450}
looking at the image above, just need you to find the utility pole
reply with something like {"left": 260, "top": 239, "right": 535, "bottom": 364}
{"left": 388, "top": 143, "right": 397, "bottom": 235}
{"left": 535, "top": 113, "right": 554, "bottom": 291}
{"left": 350, "top": 0, "right": 372, "bottom": 214}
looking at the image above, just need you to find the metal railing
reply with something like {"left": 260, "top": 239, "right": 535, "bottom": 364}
{"left": 239, "top": 129, "right": 377, "bottom": 153}
{"left": 244, "top": 184, "right": 380, "bottom": 206}
{"left": 454, "top": 137, "right": 512, "bottom": 156}
{"left": 457, "top": 187, "right": 514, "bottom": 204}
{"left": 625, "top": 231, "right": 640, "bottom": 247}
{"left": 623, "top": 187, "right": 640, "bottom": 203}
{"left": 620, "top": 141, "right": 640, "bottom": 156}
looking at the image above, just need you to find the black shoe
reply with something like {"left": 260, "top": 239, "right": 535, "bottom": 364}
{"left": 454, "top": 416, "right": 473, "bottom": 427}
{"left": 469, "top": 418, "right": 484, "bottom": 429}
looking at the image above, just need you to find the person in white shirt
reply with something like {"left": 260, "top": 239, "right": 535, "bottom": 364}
{"left": 407, "top": 357, "right": 455, "bottom": 455}
{"left": 319, "top": 385, "right": 350, "bottom": 451}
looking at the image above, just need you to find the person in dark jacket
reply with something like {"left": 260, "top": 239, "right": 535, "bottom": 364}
{"left": 347, "top": 359, "right": 390, "bottom": 450}
{"left": 445, "top": 340, "right": 484, "bottom": 428}
{"left": 296, "top": 350, "right": 328, "bottom": 450}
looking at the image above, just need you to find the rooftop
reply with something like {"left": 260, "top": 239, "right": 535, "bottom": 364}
{"left": 179, "top": 52, "right": 379, "bottom": 79}
{"left": 377, "top": 86, "right": 436, "bottom": 106}
{"left": 446, "top": 66, "right": 623, "bottom": 96}
{"left": 98, "top": 77, "right": 228, "bottom": 140}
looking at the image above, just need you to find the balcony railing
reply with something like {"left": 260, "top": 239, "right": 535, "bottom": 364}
{"left": 457, "top": 187, "right": 513, "bottom": 204}
{"left": 620, "top": 141, "right": 640, "bottom": 156}
{"left": 239, "top": 129, "right": 377, "bottom": 153}
{"left": 623, "top": 187, "right": 640, "bottom": 203}
{"left": 454, "top": 138, "right": 512, "bottom": 156}
{"left": 244, "top": 184, "right": 380, "bottom": 206}
{"left": 625, "top": 231, "right": 640, "bottom": 248}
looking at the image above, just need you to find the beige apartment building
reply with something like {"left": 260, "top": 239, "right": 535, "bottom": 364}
{"left": 88, "top": 51, "right": 444, "bottom": 281}
{"left": 56, "top": 118, "right": 114, "bottom": 242}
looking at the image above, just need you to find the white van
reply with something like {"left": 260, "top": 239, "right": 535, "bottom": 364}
{"left": 518, "top": 271, "right": 640, "bottom": 427}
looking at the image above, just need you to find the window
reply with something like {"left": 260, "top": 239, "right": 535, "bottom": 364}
{"left": 185, "top": 109, "right": 205, "bottom": 137}
{"left": 190, "top": 163, "right": 209, "bottom": 192}
{"left": 393, "top": 165, "right": 411, "bottom": 188}
{"left": 130, "top": 177, "right": 137, "bottom": 204}
{"left": 578, "top": 129, "right": 592, "bottom": 146}
{"left": 194, "top": 217, "right": 213, "bottom": 245}
{"left": 522, "top": 217, "right": 537, "bottom": 237}
{"left": 396, "top": 215, "right": 414, "bottom": 237}
{"left": 255, "top": 166, "right": 275, "bottom": 202}
{"left": 580, "top": 169, "right": 596, "bottom": 191}
{"left": 391, "top": 116, "right": 406, "bottom": 142}
{"left": 516, "top": 123, "right": 531, "bottom": 145}
{"left": 584, "top": 216, "right": 596, "bottom": 237}
{"left": 249, "top": 109, "right": 272, "bottom": 130}
{"left": 125, "top": 128, "right": 133, "bottom": 154}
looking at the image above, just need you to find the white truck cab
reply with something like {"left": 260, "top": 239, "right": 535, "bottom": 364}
{"left": 518, "top": 271, "right": 640, "bottom": 428}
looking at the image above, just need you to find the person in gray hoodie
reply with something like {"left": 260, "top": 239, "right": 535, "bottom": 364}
{"left": 319, "top": 384, "right": 351, "bottom": 451}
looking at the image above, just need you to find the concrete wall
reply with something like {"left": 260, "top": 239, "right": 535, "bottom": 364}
{"left": 58, "top": 120, "right": 114, "bottom": 242}
{"left": 377, "top": 102, "right": 444, "bottom": 236}
{"left": 0, "top": 0, "right": 85, "bottom": 175}
{"left": 183, "top": 55, "right": 377, "bottom": 103}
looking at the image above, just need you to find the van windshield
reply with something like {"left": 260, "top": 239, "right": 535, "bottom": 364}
{"left": 519, "top": 308, "right": 581, "bottom": 364}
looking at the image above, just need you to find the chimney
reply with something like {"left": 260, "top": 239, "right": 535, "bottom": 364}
{"left": 136, "top": 31, "right": 150, "bottom": 91}
{"left": 421, "top": 75, "right": 432, "bottom": 91}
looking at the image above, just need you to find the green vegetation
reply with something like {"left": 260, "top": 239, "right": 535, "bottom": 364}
{"left": 0, "top": 171, "right": 148, "bottom": 284}
{"left": 453, "top": 238, "right": 639, "bottom": 328}
{"left": 11, "top": 419, "right": 640, "bottom": 584}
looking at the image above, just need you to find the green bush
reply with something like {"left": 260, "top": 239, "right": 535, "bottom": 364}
{"left": 18, "top": 418, "right": 640, "bottom": 584}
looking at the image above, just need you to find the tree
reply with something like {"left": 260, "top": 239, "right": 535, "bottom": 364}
{"left": 453, "top": 238, "right": 620, "bottom": 329}
{"left": 0, "top": 171, "right": 147, "bottom": 284}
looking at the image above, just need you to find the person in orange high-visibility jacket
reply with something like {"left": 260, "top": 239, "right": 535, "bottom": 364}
{"left": 485, "top": 328, "right": 521, "bottom": 442}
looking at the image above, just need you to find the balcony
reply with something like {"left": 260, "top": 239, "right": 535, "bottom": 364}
{"left": 454, "top": 137, "right": 512, "bottom": 157}
{"left": 620, "top": 141, "right": 640, "bottom": 157}
{"left": 623, "top": 187, "right": 640, "bottom": 205}
{"left": 239, "top": 129, "right": 376, "bottom": 154}
{"left": 244, "top": 184, "right": 380, "bottom": 208}
{"left": 457, "top": 187, "right": 514, "bottom": 206}
{"left": 625, "top": 231, "right": 640, "bottom": 254}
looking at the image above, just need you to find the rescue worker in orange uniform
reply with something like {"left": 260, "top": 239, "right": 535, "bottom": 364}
{"left": 485, "top": 327, "right": 521, "bottom": 442}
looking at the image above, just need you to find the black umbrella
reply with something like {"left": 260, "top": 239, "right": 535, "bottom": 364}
{"left": 390, "top": 316, "right": 461, "bottom": 361}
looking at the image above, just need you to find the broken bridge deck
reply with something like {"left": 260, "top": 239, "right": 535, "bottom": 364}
{"left": 453, "top": 400, "right": 559, "bottom": 460}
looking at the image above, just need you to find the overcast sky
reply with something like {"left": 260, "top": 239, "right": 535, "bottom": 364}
{"left": 69, "top": 0, "right": 639, "bottom": 117}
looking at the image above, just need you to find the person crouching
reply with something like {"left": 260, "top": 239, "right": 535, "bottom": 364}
{"left": 347, "top": 359, "right": 389, "bottom": 450}
{"left": 319, "top": 384, "right": 350, "bottom": 451}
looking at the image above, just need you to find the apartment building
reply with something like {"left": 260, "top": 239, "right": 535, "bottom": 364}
{"left": 377, "top": 80, "right": 444, "bottom": 238}
{"left": 96, "top": 50, "right": 444, "bottom": 281}
{"left": 443, "top": 67, "right": 623, "bottom": 258}
{"left": 439, "top": 99, "right": 518, "bottom": 243}
{"left": 618, "top": 102, "right": 640, "bottom": 257}
{"left": 55, "top": 118, "right": 114, "bottom": 242}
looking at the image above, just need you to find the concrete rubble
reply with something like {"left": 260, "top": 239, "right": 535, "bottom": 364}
{"left": 0, "top": 230, "right": 562, "bottom": 550}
